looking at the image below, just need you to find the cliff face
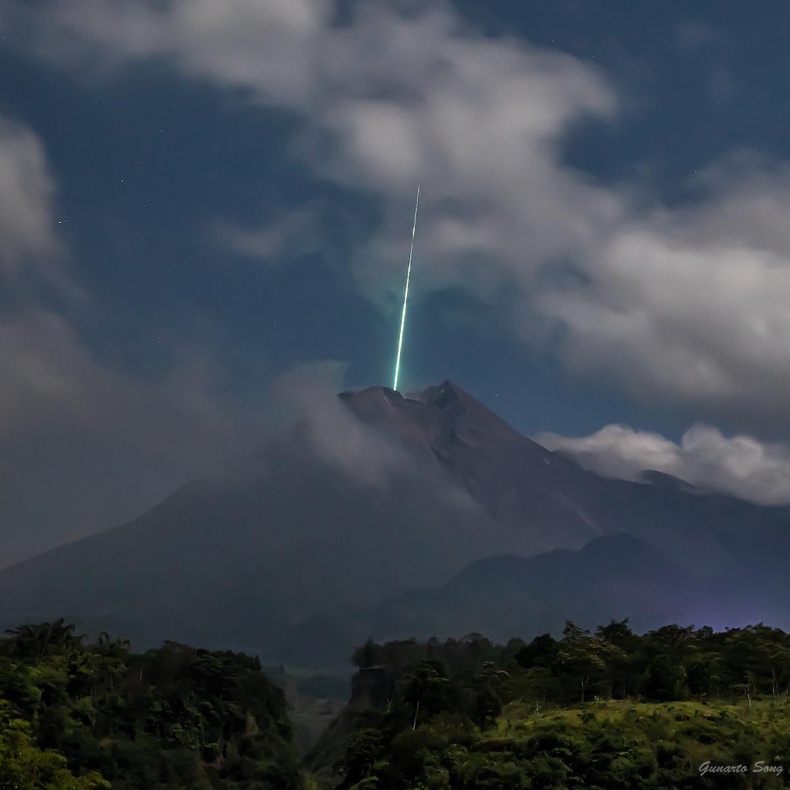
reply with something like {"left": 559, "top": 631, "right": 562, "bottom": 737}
{"left": 348, "top": 666, "right": 397, "bottom": 711}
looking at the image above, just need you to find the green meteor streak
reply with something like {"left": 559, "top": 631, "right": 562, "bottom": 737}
{"left": 393, "top": 185, "right": 421, "bottom": 392}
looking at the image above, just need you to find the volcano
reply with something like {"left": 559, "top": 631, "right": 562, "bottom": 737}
{"left": 2, "top": 380, "right": 789, "bottom": 667}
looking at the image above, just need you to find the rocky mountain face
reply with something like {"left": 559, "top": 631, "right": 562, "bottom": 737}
{"left": 2, "top": 380, "right": 789, "bottom": 668}
{"left": 341, "top": 382, "right": 604, "bottom": 554}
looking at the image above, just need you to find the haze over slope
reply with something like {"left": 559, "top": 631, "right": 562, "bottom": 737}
{"left": 1, "top": 380, "right": 788, "bottom": 666}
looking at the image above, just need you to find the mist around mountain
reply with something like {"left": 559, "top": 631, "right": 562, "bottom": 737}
{"left": 2, "top": 380, "right": 789, "bottom": 669}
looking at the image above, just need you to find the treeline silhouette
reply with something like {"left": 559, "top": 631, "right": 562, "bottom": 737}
{"left": 0, "top": 619, "right": 303, "bottom": 789}
{"left": 352, "top": 620, "right": 790, "bottom": 704}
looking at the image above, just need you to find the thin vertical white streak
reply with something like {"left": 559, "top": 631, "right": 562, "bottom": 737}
{"left": 394, "top": 185, "right": 421, "bottom": 391}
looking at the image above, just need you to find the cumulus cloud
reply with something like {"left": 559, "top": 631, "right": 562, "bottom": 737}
{"left": 0, "top": 115, "right": 276, "bottom": 566}
{"left": 0, "top": 0, "right": 332, "bottom": 105}
{"left": 0, "top": 119, "right": 62, "bottom": 283}
{"left": 539, "top": 161, "right": 790, "bottom": 421}
{"left": 317, "top": 4, "right": 622, "bottom": 312}
{"left": 5, "top": 1, "right": 790, "bottom": 431}
{"left": 0, "top": 0, "right": 621, "bottom": 300}
{"left": 537, "top": 424, "right": 790, "bottom": 506}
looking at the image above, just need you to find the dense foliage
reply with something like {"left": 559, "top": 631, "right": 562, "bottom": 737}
{"left": 0, "top": 620, "right": 304, "bottom": 789}
{"left": 328, "top": 622, "right": 790, "bottom": 788}
{"left": 7, "top": 617, "right": 790, "bottom": 789}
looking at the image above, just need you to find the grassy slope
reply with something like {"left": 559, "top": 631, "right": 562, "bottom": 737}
{"left": 486, "top": 699, "right": 790, "bottom": 785}
{"left": 310, "top": 699, "right": 790, "bottom": 788}
{"left": 496, "top": 697, "right": 790, "bottom": 741}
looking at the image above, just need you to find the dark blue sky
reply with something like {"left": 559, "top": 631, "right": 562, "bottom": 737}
{"left": 2, "top": 0, "right": 790, "bottom": 563}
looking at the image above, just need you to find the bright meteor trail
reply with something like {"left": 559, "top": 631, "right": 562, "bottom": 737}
{"left": 393, "top": 185, "right": 421, "bottom": 392}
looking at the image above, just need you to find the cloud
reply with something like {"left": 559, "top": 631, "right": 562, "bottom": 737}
{"left": 258, "top": 363, "right": 490, "bottom": 526}
{"left": 263, "top": 361, "right": 410, "bottom": 488}
{"left": 0, "top": 0, "right": 620, "bottom": 301}
{"left": 214, "top": 208, "right": 325, "bottom": 263}
{"left": 0, "top": 119, "right": 61, "bottom": 282}
{"left": 6, "top": 0, "right": 790, "bottom": 428}
{"left": 539, "top": 160, "right": 790, "bottom": 422}
{"left": 0, "top": 115, "right": 276, "bottom": 566}
{"left": 0, "top": 305, "right": 277, "bottom": 566}
{"left": 0, "top": 0, "right": 332, "bottom": 104}
{"left": 319, "top": 6, "right": 622, "bottom": 315}
{"left": 537, "top": 424, "right": 790, "bottom": 506}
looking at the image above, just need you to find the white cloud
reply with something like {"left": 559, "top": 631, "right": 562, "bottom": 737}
{"left": 539, "top": 163, "right": 790, "bottom": 421}
{"left": 0, "top": 119, "right": 60, "bottom": 277}
{"left": 6, "top": 0, "right": 790, "bottom": 427}
{"left": 265, "top": 361, "right": 410, "bottom": 488}
{"left": 537, "top": 424, "right": 790, "bottom": 506}
{"left": 0, "top": 0, "right": 621, "bottom": 302}
{"left": 0, "top": 0, "right": 331, "bottom": 106}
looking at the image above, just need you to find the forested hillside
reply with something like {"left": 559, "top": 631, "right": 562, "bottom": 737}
{"left": 5, "top": 618, "right": 790, "bottom": 789}
{"left": 316, "top": 622, "right": 790, "bottom": 788}
{"left": 0, "top": 620, "right": 304, "bottom": 789}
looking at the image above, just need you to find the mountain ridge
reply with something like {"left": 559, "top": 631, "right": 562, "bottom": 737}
{"left": 2, "top": 380, "right": 790, "bottom": 667}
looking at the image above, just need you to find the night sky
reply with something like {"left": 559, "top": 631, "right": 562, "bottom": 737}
{"left": 2, "top": 0, "right": 790, "bottom": 565}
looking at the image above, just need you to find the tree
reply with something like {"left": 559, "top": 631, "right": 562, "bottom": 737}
{"left": 352, "top": 639, "right": 382, "bottom": 670}
{"left": 553, "top": 622, "right": 626, "bottom": 702}
{"left": 515, "top": 634, "right": 559, "bottom": 670}
{"left": 0, "top": 702, "right": 109, "bottom": 789}
{"left": 334, "top": 727, "right": 385, "bottom": 789}
{"left": 4, "top": 620, "right": 84, "bottom": 665}
{"left": 642, "top": 624, "right": 696, "bottom": 701}
{"left": 596, "top": 620, "right": 641, "bottom": 698}
{"left": 469, "top": 661, "right": 507, "bottom": 727}
{"left": 403, "top": 661, "right": 458, "bottom": 725}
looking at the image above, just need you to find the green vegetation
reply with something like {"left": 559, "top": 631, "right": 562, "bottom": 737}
{"left": 0, "top": 619, "right": 304, "bottom": 789}
{"left": 324, "top": 623, "right": 790, "bottom": 788}
{"left": 6, "top": 618, "right": 790, "bottom": 788}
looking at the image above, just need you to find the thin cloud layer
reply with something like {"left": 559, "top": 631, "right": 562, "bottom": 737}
{"left": 0, "top": 302, "right": 276, "bottom": 566}
{"left": 0, "top": 116, "right": 274, "bottom": 566}
{"left": 537, "top": 424, "right": 790, "bottom": 506}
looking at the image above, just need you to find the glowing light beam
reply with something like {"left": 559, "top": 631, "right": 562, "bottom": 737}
{"left": 393, "top": 185, "right": 420, "bottom": 392}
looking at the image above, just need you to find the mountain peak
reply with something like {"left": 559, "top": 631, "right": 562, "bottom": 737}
{"left": 338, "top": 380, "right": 467, "bottom": 407}
{"left": 415, "top": 379, "right": 467, "bottom": 411}
{"left": 339, "top": 380, "right": 522, "bottom": 452}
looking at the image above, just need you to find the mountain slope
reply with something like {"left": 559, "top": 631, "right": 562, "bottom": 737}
{"left": 0, "top": 404, "right": 497, "bottom": 657}
{"left": 359, "top": 533, "right": 701, "bottom": 643}
{"left": 341, "top": 382, "right": 604, "bottom": 554}
{"left": 1, "top": 379, "right": 789, "bottom": 667}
